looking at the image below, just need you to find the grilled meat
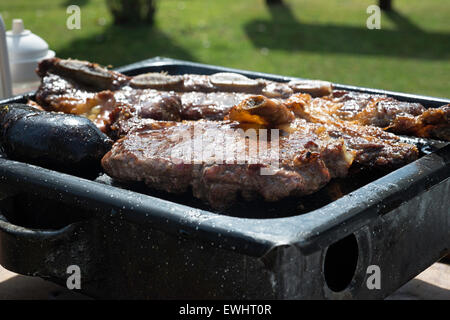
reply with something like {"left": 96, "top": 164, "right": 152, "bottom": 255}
{"left": 31, "top": 57, "right": 447, "bottom": 209}
{"left": 36, "top": 58, "right": 332, "bottom": 96}
{"left": 37, "top": 58, "right": 129, "bottom": 90}
{"left": 107, "top": 92, "right": 182, "bottom": 139}
{"left": 35, "top": 71, "right": 253, "bottom": 130}
{"left": 35, "top": 58, "right": 333, "bottom": 132}
{"left": 179, "top": 91, "right": 251, "bottom": 120}
{"left": 127, "top": 70, "right": 332, "bottom": 96}
{"left": 102, "top": 114, "right": 417, "bottom": 209}
{"left": 34, "top": 73, "right": 118, "bottom": 132}
{"left": 296, "top": 119, "right": 418, "bottom": 168}
{"left": 104, "top": 94, "right": 418, "bottom": 208}
{"left": 227, "top": 95, "right": 295, "bottom": 127}
{"left": 312, "top": 90, "right": 450, "bottom": 141}
{"left": 225, "top": 95, "right": 418, "bottom": 168}
{"left": 101, "top": 119, "right": 354, "bottom": 209}
{"left": 106, "top": 90, "right": 254, "bottom": 138}
{"left": 285, "top": 94, "right": 420, "bottom": 167}
{"left": 36, "top": 59, "right": 449, "bottom": 142}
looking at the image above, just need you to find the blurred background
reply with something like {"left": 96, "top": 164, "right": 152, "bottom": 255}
{"left": 1, "top": 0, "right": 449, "bottom": 97}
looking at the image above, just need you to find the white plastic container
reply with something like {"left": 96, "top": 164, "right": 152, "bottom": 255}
{"left": 6, "top": 19, "right": 55, "bottom": 88}
{"left": 0, "top": 14, "right": 12, "bottom": 98}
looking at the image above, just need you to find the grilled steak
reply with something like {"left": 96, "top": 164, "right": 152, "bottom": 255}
{"left": 101, "top": 119, "right": 354, "bottom": 209}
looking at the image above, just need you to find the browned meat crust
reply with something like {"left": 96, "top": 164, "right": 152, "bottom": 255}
{"left": 384, "top": 104, "right": 450, "bottom": 141}
{"left": 179, "top": 91, "right": 251, "bottom": 120}
{"left": 285, "top": 94, "right": 419, "bottom": 168}
{"left": 101, "top": 120, "right": 354, "bottom": 209}
{"left": 37, "top": 57, "right": 129, "bottom": 90}
{"left": 115, "top": 88, "right": 252, "bottom": 122}
{"left": 316, "top": 91, "right": 450, "bottom": 141}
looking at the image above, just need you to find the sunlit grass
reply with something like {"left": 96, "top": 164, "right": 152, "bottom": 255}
{"left": 1, "top": 0, "right": 449, "bottom": 98}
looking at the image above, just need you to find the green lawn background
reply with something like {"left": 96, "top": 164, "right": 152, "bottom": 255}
{"left": 1, "top": 0, "right": 449, "bottom": 98}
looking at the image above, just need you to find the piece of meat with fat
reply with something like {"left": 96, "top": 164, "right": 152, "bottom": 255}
{"left": 304, "top": 120, "right": 418, "bottom": 168}
{"left": 285, "top": 94, "right": 419, "bottom": 168}
{"left": 113, "top": 88, "right": 183, "bottom": 121}
{"left": 223, "top": 94, "right": 418, "bottom": 169}
{"left": 37, "top": 57, "right": 129, "bottom": 90}
{"left": 35, "top": 71, "right": 253, "bottom": 132}
{"left": 36, "top": 74, "right": 183, "bottom": 132}
{"left": 319, "top": 90, "right": 450, "bottom": 141}
{"left": 385, "top": 104, "right": 450, "bottom": 141}
{"left": 107, "top": 90, "right": 252, "bottom": 138}
{"left": 35, "top": 73, "right": 96, "bottom": 113}
{"left": 179, "top": 91, "right": 251, "bottom": 120}
{"left": 35, "top": 73, "right": 117, "bottom": 132}
{"left": 227, "top": 95, "right": 295, "bottom": 127}
{"left": 108, "top": 93, "right": 182, "bottom": 139}
{"left": 101, "top": 119, "right": 354, "bottom": 209}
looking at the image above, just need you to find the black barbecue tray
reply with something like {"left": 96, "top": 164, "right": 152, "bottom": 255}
{"left": 0, "top": 57, "right": 448, "bottom": 299}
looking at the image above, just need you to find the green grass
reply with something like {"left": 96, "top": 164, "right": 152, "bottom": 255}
{"left": 2, "top": 0, "right": 449, "bottom": 97}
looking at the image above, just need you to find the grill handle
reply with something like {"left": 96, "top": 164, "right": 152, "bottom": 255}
{"left": 0, "top": 211, "right": 91, "bottom": 279}
{"left": 0, "top": 212, "right": 78, "bottom": 239}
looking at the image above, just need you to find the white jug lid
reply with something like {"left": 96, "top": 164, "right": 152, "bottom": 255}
{"left": 6, "top": 19, "right": 53, "bottom": 63}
